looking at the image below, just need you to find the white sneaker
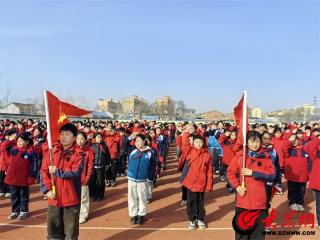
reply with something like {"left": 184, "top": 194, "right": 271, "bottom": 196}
{"left": 197, "top": 220, "right": 207, "bottom": 229}
{"left": 297, "top": 204, "right": 305, "bottom": 212}
{"left": 188, "top": 221, "right": 196, "bottom": 230}
{"left": 0, "top": 193, "right": 5, "bottom": 197}
{"left": 79, "top": 218, "right": 86, "bottom": 224}
{"left": 290, "top": 204, "right": 299, "bottom": 211}
{"left": 4, "top": 193, "right": 11, "bottom": 198}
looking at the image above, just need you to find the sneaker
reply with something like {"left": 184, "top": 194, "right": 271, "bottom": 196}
{"left": 137, "top": 216, "right": 144, "bottom": 225}
{"left": 106, "top": 181, "right": 111, "bottom": 187}
{"left": 228, "top": 187, "right": 234, "bottom": 193}
{"left": 5, "top": 193, "right": 11, "bottom": 198}
{"left": 180, "top": 200, "right": 187, "bottom": 207}
{"left": 121, "top": 173, "right": 126, "bottom": 177}
{"left": 110, "top": 181, "right": 116, "bottom": 187}
{"left": 43, "top": 195, "right": 48, "bottom": 200}
{"left": 130, "top": 216, "right": 138, "bottom": 225}
{"left": 220, "top": 175, "right": 227, "bottom": 182}
{"left": 297, "top": 204, "right": 305, "bottom": 212}
{"left": 8, "top": 212, "right": 19, "bottom": 220}
{"left": 290, "top": 204, "right": 299, "bottom": 211}
{"left": 215, "top": 170, "right": 220, "bottom": 174}
{"left": 116, "top": 173, "right": 121, "bottom": 177}
{"left": 17, "top": 212, "right": 28, "bottom": 220}
{"left": 0, "top": 193, "right": 5, "bottom": 197}
{"left": 147, "top": 199, "right": 152, "bottom": 204}
{"left": 197, "top": 220, "right": 207, "bottom": 229}
{"left": 79, "top": 218, "right": 86, "bottom": 224}
{"left": 188, "top": 221, "right": 196, "bottom": 230}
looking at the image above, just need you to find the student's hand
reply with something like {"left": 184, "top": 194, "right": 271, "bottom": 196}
{"left": 46, "top": 190, "right": 55, "bottom": 200}
{"left": 241, "top": 168, "right": 253, "bottom": 176}
{"left": 292, "top": 129, "right": 298, "bottom": 134}
{"left": 49, "top": 166, "right": 57, "bottom": 174}
{"left": 289, "top": 135, "right": 296, "bottom": 142}
{"left": 236, "top": 186, "right": 247, "bottom": 197}
{"left": 9, "top": 133, "right": 17, "bottom": 141}
{"left": 225, "top": 131, "right": 231, "bottom": 137}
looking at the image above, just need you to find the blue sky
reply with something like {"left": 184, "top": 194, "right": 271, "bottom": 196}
{"left": 0, "top": 0, "right": 319, "bottom": 113}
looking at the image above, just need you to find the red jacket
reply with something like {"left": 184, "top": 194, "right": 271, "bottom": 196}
{"left": 272, "top": 137, "right": 285, "bottom": 169}
{"left": 79, "top": 145, "right": 94, "bottom": 186}
{"left": 104, "top": 134, "right": 120, "bottom": 160}
{"left": 4, "top": 143, "right": 38, "bottom": 187}
{"left": 282, "top": 140, "right": 309, "bottom": 183}
{"left": 0, "top": 140, "right": 14, "bottom": 171}
{"left": 227, "top": 150, "right": 275, "bottom": 210}
{"left": 218, "top": 134, "right": 237, "bottom": 166}
{"left": 179, "top": 133, "right": 213, "bottom": 192}
{"left": 41, "top": 143, "right": 84, "bottom": 207}
{"left": 305, "top": 137, "right": 320, "bottom": 190}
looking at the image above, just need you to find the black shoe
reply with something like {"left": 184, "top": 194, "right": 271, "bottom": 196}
{"left": 110, "top": 181, "right": 116, "bottom": 187}
{"left": 116, "top": 173, "right": 121, "bottom": 177}
{"left": 137, "top": 216, "right": 144, "bottom": 225}
{"left": 130, "top": 216, "right": 138, "bottom": 225}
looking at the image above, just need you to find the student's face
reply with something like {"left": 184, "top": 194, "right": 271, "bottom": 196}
{"left": 193, "top": 139, "right": 204, "bottom": 150}
{"left": 274, "top": 131, "right": 281, "bottom": 138}
{"left": 188, "top": 126, "right": 195, "bottom": 134}
{"left": 156, "top": 128, "right": 161, "bottom": 135}
{"left": 17, "top": 138, "right": 28, "bottom": 149}
{"left": 135, "top": 137, "right": 145, "bottom": 149}
{"left": 262, "top": 134, "right": 271, "bottom": 146}
{"left": 230, "top": 132, "right": 237, "bottom": 141}
{"left": 60, "top": 131, "right": 75, "bottom": 148}
{"left": 95, "top": 135, "right": 103, "bottom": 143}
{"left": 149, "top": 131, "right": 155, "bottom": 138}
{"left": 109, "top": 130, "right": 116, "bottom": 135}
{"left": 119, "top": 131, "right": 125, "bottom": 136}
{"left": 218, "top": 122, "right": 224, "bottom": 129}
{"left": 248, "top": 138, "right": 261, "bottom": 152}
{"left": 18, "top": 124, "right": 23, "bottom": 129}
{"left": 76, "top": 134, "right": 86, "bottom": 148}
{"left": 297, "top": 133, "right": 303, "bottom": 139}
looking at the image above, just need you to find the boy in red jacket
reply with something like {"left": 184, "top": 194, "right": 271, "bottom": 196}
{"left": 41, "top": 123, "right": 84, "bottom": 240}
{"left": 104, "top": 126, "right": 120, "bottom": 187}
{"left": 227, "top": 131, "right": 276, "bottom": 240}
{"left": 180, "top": 124, "right": 213, "bottom": 230}
{"left": 76, "top": 132, "right": 94, "bottom": 224}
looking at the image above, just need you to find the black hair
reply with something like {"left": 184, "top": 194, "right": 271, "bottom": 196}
{"left": 59, "top": 123, "right": 78, "bottom": 136}
{"left": 274, "top": 127, "right": 282, "bottom": 134}
{"left": 18, "top": 132, "right": 33, "bottom": 145}
{"left": 135, "top": 134, "right": 146, "bottom": 142}
{"left": 192, "top": 135, "right": 205, "bottom": 143}
{"left": 77, "top": 132, "right": 88, "bottom": 141}
{"left": 246, "top": 131, "right": 262, "bottom": 144}
{"left": 296, "top": 129, "right": 303, "bottom": 135}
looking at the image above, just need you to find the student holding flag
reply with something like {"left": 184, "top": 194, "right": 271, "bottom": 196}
{"left": 40, "top": 91, "right": 91, "bottom": 240}
{"left": 227, "top": 92, "right": 276, "bottom": 240}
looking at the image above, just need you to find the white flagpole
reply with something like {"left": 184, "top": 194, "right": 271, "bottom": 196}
{"left": 242, "top": 90, "right": 247, "bottom": 189}
{"left": 43, "top": 90, "right": 56, "bottom": 197}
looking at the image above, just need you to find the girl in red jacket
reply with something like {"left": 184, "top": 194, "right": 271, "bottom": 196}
{"left": 282, "top": 134, "right": 309, "bottom": 212}
{"left": 180, "top": 124, "right": 213, "bottom": 230}
{"left": 305, "top": 134, "right": 320, "bottom": 228}
{"left": 218, "top": 130, "right": 238, "bottom": 193}
{"left": 5, "top": 132, "right": 38, "bottom": 220}
{"left": 76, "top": 132, "right": 94, "bottom": 224}
{"left": 227, "top": 131, "right": 275, "bottom": 240}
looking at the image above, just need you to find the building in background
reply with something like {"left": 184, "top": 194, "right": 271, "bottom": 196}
{"left": 0, "top": 102, "right": 41, "bottom": 115}
{"left": 122, "top": 95, "right": 148, "bottom": 116}
{"left": 250, "top": 107, "right": 263, "bottom": 119}
{"left": 97, "top": 98, "right": 122, "bottom": 114}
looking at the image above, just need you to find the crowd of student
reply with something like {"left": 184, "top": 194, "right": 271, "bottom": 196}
{"left": 0, "top": 118, "right": 320, "bottom": 240}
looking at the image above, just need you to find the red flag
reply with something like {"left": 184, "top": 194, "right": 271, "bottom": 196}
{"left": 44, "top": 91, "right": 91, "bottom": 145}
{"left": 234, "top": 92, "right": 248, "bottom": 146}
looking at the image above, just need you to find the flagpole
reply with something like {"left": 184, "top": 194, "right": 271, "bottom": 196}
{"left": 242, "top": 90, "right": 247, "bottom": 189}
{"left": 43, "top": 90, "right": 56, "bottom": 197}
